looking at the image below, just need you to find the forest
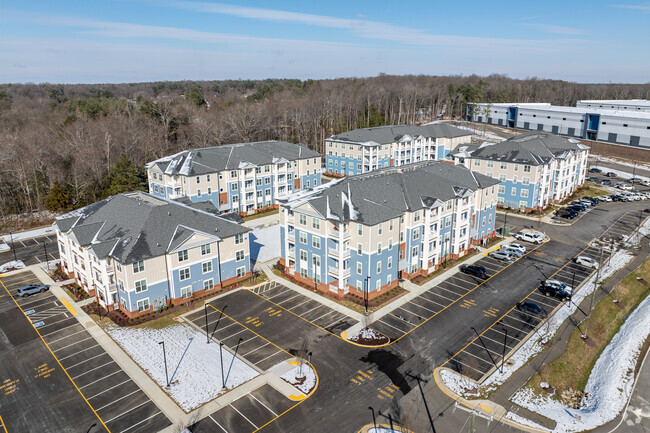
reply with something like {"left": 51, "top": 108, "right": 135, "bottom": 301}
{"left": 1, "top": 74, "right": 649, "bottom": 221}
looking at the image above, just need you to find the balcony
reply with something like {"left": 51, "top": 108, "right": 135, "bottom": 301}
{"left": 108, "top": 283, "right": 118, "bottom": 293}
{"left": 287, "top": 231, "right": 295, "bottom": 241}
{"left": 328, "top": 266, "right": 351, "bottom": 278}
{"left": 288, "top": 248, "right": 295, "bottom": 258}
{"left": 329, "top": 228, "right": 351, "bottom": 239}
{"left": 106, "top": 265, "right": 114, "bottom": 273}
{"left": 328, "top": 247, "right": 350, "bottom": 258}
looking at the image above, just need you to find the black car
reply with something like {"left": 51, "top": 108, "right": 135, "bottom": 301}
{"left": 540, "top": 280, "right": 572, "bottom": 301}
{"left": 517, "top": 301, "right": 548, "bottom": 318}
{"left": 606, "top": 172, "right": 617, "bottom": 177}
{"left": 587, "top": 176, "right": 599, "bottom": 182}
{"left": 557, "top": 209, "right": 577, "bottom": 219}
{"left": 589, "top": 167, "right": 602, "bottom": 173}
{"left": 459, "top": 264, "right": 488, "bottom": 279}
{"left": 611, "top": 194, "right": 628, "bottom": 202}
{"left": 583, "top": 196, "right": 599, "bottom": 205}
{"left": 568, "top": 204, "right": 586, "bottom": 212}
{"left": 17, "top": 284, "right": 50, "bottom": 297}
{"left": 600, "top": 179, "right": 612, "bottom": 185}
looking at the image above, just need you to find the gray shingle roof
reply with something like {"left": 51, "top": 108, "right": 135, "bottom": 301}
{"left": 329, "top": 123, "right": 470, "bottom": 145}
{"left": 459, "top": 131, "right": 588, "bottom": 165}
{"left": 284, "top": 161, "right": 498, "bottom": 225}
{"left": 55, "top": 191, "right": 249, "bottom": 264}
{"left": 148, "top": 141, "right": 320, "bottom": 176}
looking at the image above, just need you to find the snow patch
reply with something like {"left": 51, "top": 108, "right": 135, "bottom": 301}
{"left": 505, "top": 411, "right": 551, "bottom": 431}
{"left": 0, "top": 260, "right": 26, "bottom": 273}
{"left": 106, "top": 323, "right": 259, "bottom": 411}
{"left": 178, "top": 152, "right": 194, "bottom": 176}
{"left": 1, "top": 226, "right": 56, "bottom": 243}
{"left": 590, "top": 165, "right": 650, "bottom": 182}
{"left": 0, "top": 243, "right": 9, "bottom": 252}
{"left": 250, "top": 225, "right": 281, "bottom": 265}
{"left": 281, "top": 363, "right": 316, "bottom": 395}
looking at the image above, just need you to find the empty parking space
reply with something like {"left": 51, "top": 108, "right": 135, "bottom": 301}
{"left": 191, "top": 383, "right": 295, "bottom": 433}
{"left": 0, "top": 271, "right": 171, "bottom": 433}
{"left": 250, "top": 282, "right": 358, "bottom": 334}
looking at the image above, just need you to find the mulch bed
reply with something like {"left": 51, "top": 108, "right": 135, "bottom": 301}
{"left": 348, "top": 327, "right": 390, "bottom": 345}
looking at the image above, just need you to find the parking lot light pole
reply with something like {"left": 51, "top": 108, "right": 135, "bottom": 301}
{"left": 204, "top": 303, "right": 209, "bottom": 343}
{"left": 159, "top": 341, "right": 169, "bottom": 386}
{"left": 471, "top": 327, "right": 499, "bottom": 371}
{"left": 9, "top": 231, "right": 17, "bottom": 262}
{"left": 43, "top": 241, "right": 49, "bottom": 270}
{"left": 219, "top": 342, "right": 225, "bottom": 389}
{"left": 86, "top": 422, "right": 97, "bottom": 433}
{"left": 368, "top": 407, "right": 377, "bottom": 430}
{"left": 210, "top": 305, "right": 227, "bottom": 341}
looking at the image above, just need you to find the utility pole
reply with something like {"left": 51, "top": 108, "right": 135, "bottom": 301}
{"left": 9, "top": 231, "right": 17, "bottom": 262}
{"left": 582, "top": 244, "right": 604, "bottom": 340}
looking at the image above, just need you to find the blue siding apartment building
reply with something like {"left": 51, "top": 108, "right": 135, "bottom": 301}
{"left": 452, "top": 131, "right": 589, "bottom": 211}
{"left": 146, "top": 141, "right": 322, "bottom": 215}
{"left": 55, "top": 192, "right": 251, "bottom": 318}
{"left": 325, "top": 124, "right": 472, "bottom": 176}
{"left": 279, "top": 161, "right": 499, "bottom": 300}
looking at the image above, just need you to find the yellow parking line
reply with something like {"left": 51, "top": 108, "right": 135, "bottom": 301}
{"left": 288, "top": 394, "right": 305, "bottom": 401}
{"left": 483, "top": 245, "right": 502, "bottom": 256}
{"left": 0, "top": 413, "right": 7, "bottom": 433}
{"left": 60, "top": 298, "right": 77, "bottom": 316}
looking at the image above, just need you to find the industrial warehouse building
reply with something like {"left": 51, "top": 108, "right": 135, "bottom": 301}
{"left": 468, "top": 99, "right": 650, "bottom": 148}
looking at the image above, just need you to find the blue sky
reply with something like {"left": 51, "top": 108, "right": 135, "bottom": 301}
{"left": 0, "top": 0, "right": 648, "bottom": 84}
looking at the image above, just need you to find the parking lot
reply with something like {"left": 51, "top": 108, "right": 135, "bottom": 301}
{"left": 190, "top": 383, "right": 296, "bottom": 433}
{"left": 0, "top": 271, "right": 171, "bottom": 433}
{"left": 250, "top": 281, "right": 358, "bottom": 335}
{"left": 446, "top": 211, "right": 644, "bottom": 382}
{"left": 0, "top": 234, "right": 59, "bottom": 266}
{"left": 369, "top": 245, "right": 544, "bottom": 342}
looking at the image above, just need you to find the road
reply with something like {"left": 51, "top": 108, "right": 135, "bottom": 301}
{"left": 0, "top": 234, "right": 59, "bottom": 266}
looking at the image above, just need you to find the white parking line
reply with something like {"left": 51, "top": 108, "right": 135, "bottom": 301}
{"left": 104, "top": 400, "right": 150, "bottom": 424}
{"left": 322, "top": 316, "right": 345, "bottom": 329}
{"left": 71, "top": 360, "right": 115, "bottom": 380}
{"left": 254, "top": 350, "right": 283, "bottom": 366}
{"left": 120, "top": 411, "right": 163, "bottom": 433}
{"left": 250, "top": 393, "right": 279, "bottom": 417}
{"left": 230, "top": 404, "right": 258, "bottom": 429}
{"left": 87, "top": 378, "right": 132, "bottom": 400}
{"left": 408, "top": 300, "right": 437, "bottom": 314}
{"left": 96, "top": 388, "right": 141, "bottom": 412}
{"left": 424, "top": 289, "right": 457, "bottom": 303}
{"left": 309, "top": 308, "right": 337, "bottom": 324}
{"left": 297, "top": 304, "right": 326, "bottom": 319}
{"left": 58, "top": 343, "right": 100, "bottom": 361}
{"left": 66, "top": 351, "right": 109, "bottom": 370}
{"left": 40, "top": 322, "right": 82, "bottom": 338}
{"left": 286, "top": 298, "right": 312, "bottom": 311}
{"left": 276, "top": 293, "right": 303, "bottom": 305}
{"left": 397, "top": 305, "right": 425, "bottom": 319}
{"left": 79, "top": 370, "right": 123, "bottom": 389}
{"left": 35, "top": 315, "right": 76, "bottom": 330}
{"left": 376, "top": 318, "right": 409, "bottom": 333}
{"left": 242, "top": 342, "right": 270, "bottom": 357}
{"left": 46, "top": 329, "right": 87, "bottom": 345}
{"left": 417, "top": 293, "right": 447, "bottom": 308}
{"left": 209, "top": 415, "right": 229, "bottom": 432}
{"left": 53, "top": 335, "right": 95, "bottom": 353}
{"left": 218, "top": 328, "right": 248, "bottom": 343}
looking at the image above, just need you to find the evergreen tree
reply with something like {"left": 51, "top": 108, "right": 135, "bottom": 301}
{"left": 102, "top": 154, "right": 147, "bottom": 198}
{"left": 45, "top": 180, "right": 72, "bottom": 212}
{"left": 185, "top": 85, "right": 206, "bottom": 106}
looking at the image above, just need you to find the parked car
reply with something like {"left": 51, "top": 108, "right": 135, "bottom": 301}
{"left": 619, "top": 184, "right": 634, "bottom": 191}
{"left": 489, "top": 250, "right": 516, "bottom": 262}
{"left": 575, "top": 255, "right": 598, "bottom": 268}
{"left": 606, "top": 172, "right": 617, "bottom": 177}
{"left": 587, "top": 176, "right": 599, "bottom": 182}
{"left": 459, "top": 264, "right": 488, "bottom": 279}
{"left": 557, "top": 209, "right": 577, "bottom": 219}
{"left": 568, "top": 203, "right": 587, "bottom": 212}
{"left": 499, "top": 245, "right": 524, "bottom": 258}
{"left": 540, "top": 280, "right": 572, "bottom": 301}
{"left": 17, "top": 284, "right": 50, "bottom": 297}
{"left": 600, "top": 179, "right": 612, "bottom": 185}
{"left": 642, "top": 180, "right": 650, "bottom": 186}
{"left": 583, "top": 196, "right": 599, "bottom": 205}
{"left": 596, "top": 195, "right": 612, "bottom": 202}
{"left": 508, "top": 243, "right": 526, "bottom": 255}
{"left": 589, "top": 167, "right": 603, "bottom": 173}
{"left": 610, "top": 194, "right": 628, "bottom": 202}
{"left": 513, "top": 232, "right": 544, "bottom": 244}
{"left": 516, "top": 301, "right": 548, "bottom": 318}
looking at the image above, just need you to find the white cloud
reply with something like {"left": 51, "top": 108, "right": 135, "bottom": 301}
{"left": 523, "top": 23, "right": 587, "bottom": 36}
{"left": 615, "top": 3, "right": 650, "bottom": 12}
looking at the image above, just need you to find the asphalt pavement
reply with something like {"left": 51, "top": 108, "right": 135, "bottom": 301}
{"left": 0, "top": 234, "right": 59, "bottom": 266}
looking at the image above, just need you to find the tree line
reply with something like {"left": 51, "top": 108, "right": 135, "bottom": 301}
{"left": 0, "top": 74, "right": 648, "bottom": 217}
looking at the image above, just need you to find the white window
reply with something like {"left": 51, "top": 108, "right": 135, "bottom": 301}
{"left": 414, "top": 211, "right": 420, "bottom": 222}
{"left": 181, "top": 286, "right": 192, "bottom": 299}
{"left": 499, "top": 174, "right": 506, "bottom": 182}
{"left": 300, "top": 250, "right": 307, "bottom": 262}
{"left": 201, "top": 244, "right": 211, "bottom": 255}
{"left": 203, "top": 279, "right": 214, "bottom": 291}
{"left": 236, "top": 250, "right": 245, "bottom": 261}
{"left": 388, "top": 238, "right": 393, "bottom": 249}
{"left": 445, "top": 217, "right": 451, "bottom": 227}
{"left": 487, "top": 160, "right": 494, "bottom": 168}
{"left": 524, "top": 165, "right": 531, "bottom": 172}
{"left": 377, "top": 243, "right": 382, "bottom": 254}
{"left": 514, "top": 163, "right": 519, "bottom": 171}
{"left": 299, "top": 214, "right": 307, "bottom": 225}
{"left": 236, "top": 267, "right": 246, "bottom": 278}
{"left": 235, "top": 233, "right": 244, "bottom": 244}
{"left": 137, "top": 299, "right": 149, "bottom": 312}
{"left": 498, "top": 185, "right": 505, "bottom": 194}
{"left": 412, "top": 246, "right": 419, "bottom": 257}
{"left": 378, "top": 223, "right": 383, "bottom": 235}
{"left": 357, "top": 262, "right": 362, "bottom": 274}
{"left": 511, "top": 187, "right": 517, "bottom": 196}
{"left": 377, "top": 262, "right": 382, "bottom": 273}
{"left": 132, "top": 260, "right": 144, "bottom": 273}
{"left": 357, "top": 243, "right": 362, "bottom": 255}
{"left": 196, "top": 176, "right": 200, "bottom": 184}
{"left": 135, "top": 279, "right": 147, "bottom": 293}
{"left": 178, "top": 250, "right": 188, "bottom": 262}
{"left": 387, "top": 257, "right": 393, "bottom": 269}
{"left": 358, "top": 224, "right": 363, "bottom": 235}
{"left": 312, "top": 236, "right": 321, "bottom": 249}
{"left": 376, "top": 280, "right": 381, "bottom": 290}
{"left": 523, "top": 177, "right": 530, "bottom": 185}
{"left": 179, "top": 268, "right": 190, "bottom": 281}
{"left": 389, "top": 220, "right": 394, "bottom": 231}
{"left": 230, "top": 170, "right": 237, "bottom": 178}
{"left": 299, "top": 232, "right": 307, "bottom": 244}
{"left": 231, "top": 182, "right": 238, "bottom": 191}
{"left": 356, "top": 280, "right": 362, "bottom": 292}
{"left": 197, "top": 189, "right": 202, "bottom": 197}
{"left": 413, "top": 229, "right": 420, "bottom": 240}
{"left": 207, "top": 174, "right": 211, "bottom": 182}
{"left": 202, "top": 261, "right": 213, "bottom": 273}
{"left": 312, "top": 218, "right": 320, "bottom": 229}
{"left": 521, "top": 189, "right": 529, "bottom": 198}
{"left": 474, "top": 159, "right": 480, "bottom": 166}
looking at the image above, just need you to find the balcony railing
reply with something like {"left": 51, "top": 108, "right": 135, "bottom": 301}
{"left": 328, "top": 247, "right": 350, "bottom": 258}
{"left": 329, "top": 228, "right": 351, "bottom": 238}
{"left": 328, "top": 266, "right": 351, "bottom": 277}
{"left": 287, "top": 231, "right": 295, "bottom": 241}
{"left": 106, "top": 265, "right": 114, "bottom": 273}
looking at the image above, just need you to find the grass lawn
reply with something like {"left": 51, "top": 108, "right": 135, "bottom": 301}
{"left": 242, "top": 209, "right": 279, "bottom": 222}
{"left": 525, "top": 257, "right": 650, "bottom": 400}
{"left": 580, "top": 183, "right": 611, "bottom": 197}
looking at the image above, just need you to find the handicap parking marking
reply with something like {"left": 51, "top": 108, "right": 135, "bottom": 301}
{"left": 24, "top": 309, "right": 35, "bottom": 315}
{"left": 33, "top": 321, "right": 44, "bottom": 328}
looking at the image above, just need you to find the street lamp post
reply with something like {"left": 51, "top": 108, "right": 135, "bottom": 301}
{"left": 500, "top": 328, "right": 508, "bottom": 374}
{"left": 204, "top": 303, "right": 209, "bottom": 343}
{"left": 368, "top": 407, "right": 377, "bottom": 430}
{"left": 86, "top": 423, "right": 97, "bottom": 433}
{"left": 364, "top": 276, "right": 370, "bottom": 314}
{"left": 43, "top": 241, "right": 49, "bottom": 270}
{"left": 9, "top": 231, "right": 17, "bottom": 262}
{"left": 159, "top": 341, "right": 169, "bottom": 386}
{"left": 219, "top": 342, "right": 225, "bottom": 389}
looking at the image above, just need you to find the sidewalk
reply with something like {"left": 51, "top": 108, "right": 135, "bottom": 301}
{"left": 488, "top": 239, "right": 650, "bottom": 430}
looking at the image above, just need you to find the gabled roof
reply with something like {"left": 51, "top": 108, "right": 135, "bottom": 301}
{"left": 283, "top": 161, "right": 498, "bottom": 225}
{"left": 328, "top": 123, "right": 470, "bottom": 146}
{"left": 147, "top": 141, "right": 320, "bottom": 176}
{"left": 55, "top": 191, "right": 249, "bottom": 264}
{"left": 456, "top": 131, "right": 588, "bottom": 165}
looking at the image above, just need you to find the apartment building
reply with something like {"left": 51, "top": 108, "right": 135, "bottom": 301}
{"left": 55, "top": 191, "right": 251, "bottom": 318}
{"left": 324, "top": 124, "right": 472, "bottom": 176}
{"left": 452, "top": 131, "right": 589, "bottom": 211}
{"left": 468, "top": 100, "right": 650, "bottom": 148}
{"left": 147, "top": 141, "right": 322, "bottom": 215}
{"left": 278, "top": 161, "right": 499, "bottom": 300}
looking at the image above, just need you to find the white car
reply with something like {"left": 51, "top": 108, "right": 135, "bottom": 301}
{"left": 619, "top": 184, "right": 634, "bottom": 191}
{"left": 596, "top": 195, "right": 612, "bottom": 202}
{"left": 508, "top": 243, "right": 526, "bottom": 254}
{"left": 642, "top": 180, "right": 650, "bottom": 187}
{"left": 513, "top": 232, "right": 544, "bottom": 244}
{"left": 575, "top": 255, "right": 598, "bottom": 269}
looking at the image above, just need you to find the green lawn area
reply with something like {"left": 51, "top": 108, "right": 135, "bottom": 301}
{"left": 579, "top": 183, "right": 611, "bottom": 197}
{"left": 525, "top": 257, "right": 650, "bottom": 400}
